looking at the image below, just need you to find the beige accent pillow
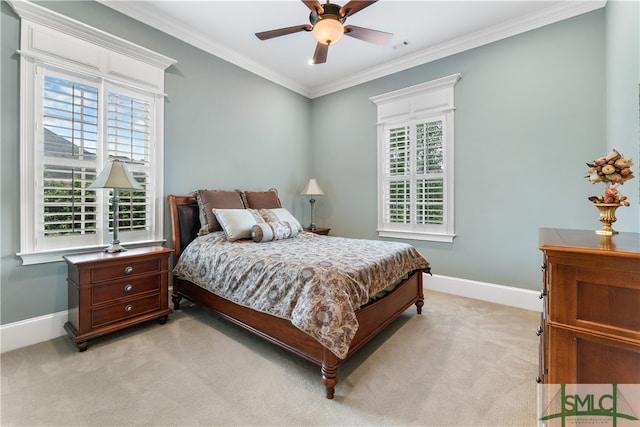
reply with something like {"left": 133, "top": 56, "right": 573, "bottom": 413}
{"left": 259, "top": 208, "right": 303, "bottom": 232}
{"left": 239, "top": 188, "right": 282, "bottom": 209}
{"left": 193, "top": 189, "right": 244, "bottom": 235}
{"left": 213, "top": 208, "right": 264, "bottom": 241}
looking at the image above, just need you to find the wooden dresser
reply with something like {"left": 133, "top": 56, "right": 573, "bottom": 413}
{"left": 64, "top": 246, "right": 173, "bottom": 351}
{"left": 538, "top": 228, "right": 640, "bottom": 384}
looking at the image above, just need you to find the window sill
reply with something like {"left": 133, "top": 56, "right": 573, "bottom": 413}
{"left": 378, "top": 230, "right": 456, "bottom": 243}
{"left": 17, "top": 240, "right": 167, "bottom": 266}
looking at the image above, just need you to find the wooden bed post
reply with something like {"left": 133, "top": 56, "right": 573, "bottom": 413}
{"left": 321, "top": 349, "right": 339, "bottom": 399}
{"left": 415, "top": 270, "right": 426, "bottom": 314}
{"left": 171, "top": 281, "right": 182, "bottom": 310}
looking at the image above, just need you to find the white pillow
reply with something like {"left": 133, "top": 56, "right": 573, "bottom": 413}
{"left": 213, "top": 209, "right": 263, "bottom": 241}
{"left": 259, "top": 208, "right": 303, "bottom": 232}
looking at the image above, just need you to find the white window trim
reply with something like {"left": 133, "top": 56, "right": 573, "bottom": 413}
{"left": 9, "top": 0, "right": 176, "bottom": 265}
{"left": 371, "top": 74, "right": 461, "bottom": 243}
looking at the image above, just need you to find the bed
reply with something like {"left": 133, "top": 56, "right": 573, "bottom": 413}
{"left": 168, "top": 190, "right": 431, "bottom": 399}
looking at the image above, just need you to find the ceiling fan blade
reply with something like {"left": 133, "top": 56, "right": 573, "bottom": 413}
{"left": 344, "top": 25, "right": 392, "bottom": 45}
{"left": 302, "top": 0, "right": 323, "bottom": 14}
{"left": 340, "top": 1, "right": 377, "bottom": 18}
{"left": 312, "top": 43, "right": 328, "bottom": 64}
{"left": 255, "top": 24, "right": 313, "bottom": 41}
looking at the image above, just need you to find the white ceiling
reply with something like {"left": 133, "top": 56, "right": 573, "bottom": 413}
{"left": 98, "top": 0, "right": 605, "bottom": 98}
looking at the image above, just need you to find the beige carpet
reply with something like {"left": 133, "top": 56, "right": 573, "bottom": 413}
{"left": 1, "top": 291, "right": 539, "bottom": 426}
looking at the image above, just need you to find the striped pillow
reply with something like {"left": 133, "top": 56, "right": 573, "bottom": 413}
{"left": 251, "top": 221, "right": 299, "bottom": 242}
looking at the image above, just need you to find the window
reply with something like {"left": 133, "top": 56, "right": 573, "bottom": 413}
{"left": 39, "top": 71, "right": 153, "bottom": 248}
{"left": 11, "top": 1, "right": 175, "bottom": 264}
{"left": 371, "top": 74, "right": 461, "bottom": 242}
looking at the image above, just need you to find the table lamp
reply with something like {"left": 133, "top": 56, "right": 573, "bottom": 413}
{"left": 300, "top": 178, "right": 325, "bottom": 231}
{"left": 89, "top": 159, "right": 143, "bottom": 252}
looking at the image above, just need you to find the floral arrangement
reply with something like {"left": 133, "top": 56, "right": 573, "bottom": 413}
{"left": 586, "top": 149, "right": 634, "bottom": 206}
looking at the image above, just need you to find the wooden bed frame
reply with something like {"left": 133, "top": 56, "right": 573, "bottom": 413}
{"left": 168, "top": 195, "right": 430, "bottom": 399}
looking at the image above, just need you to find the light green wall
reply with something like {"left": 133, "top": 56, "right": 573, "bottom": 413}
{"left": 1, "top": 1, "right": 636, "bottom": 325}
{"left": 606, "top": 0, "right": 640, "bottom": 231}
{"left": 309, "top": 10, "right": 608, "bottom": 291}
{"left": 0, "top": 1, "right": 310, "bottom": 324}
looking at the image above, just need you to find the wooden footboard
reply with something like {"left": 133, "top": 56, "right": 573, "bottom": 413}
{"left": 172, "top": 278, "right": 327, "bottom": 364}
{"left": 172, "top": 269, "right": 426, "bottom": 399}
{"left": 167, "top": 194, "right": 430, "bottom": 399}
{"left": 347, "top": 270, "right": 424, "bottom": 358}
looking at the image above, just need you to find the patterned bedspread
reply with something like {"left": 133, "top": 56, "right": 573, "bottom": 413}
{"left": 172, "top": 231, "right": 430, "bottom": 358}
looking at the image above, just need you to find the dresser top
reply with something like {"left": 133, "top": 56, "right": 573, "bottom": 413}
{"left": 63, "top": 246, "right": 173, "bottom": 264}
{"left": 539, "top": 228, "right": 640, "bottom": 257}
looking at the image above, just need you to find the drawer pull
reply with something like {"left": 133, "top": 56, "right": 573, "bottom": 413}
{"left": 540, "top": 263, "right": 547, "bottom": 271}
{"left": 536, "top": 326, "right": 543, "bottom": 336}
{"left": 124, "top": 266, "right": 134, "bottom": 274}
{"left": 539, "top": 290, "right": 547, "bottom": 299}
{"left": 124, "top": 284, "right": 133, "bottom": 292}
{"left": 124, "top": 304, "right": 133, "bottom": 313}
{"left": 536, "top": 376, "right": 542, "bottom": 384}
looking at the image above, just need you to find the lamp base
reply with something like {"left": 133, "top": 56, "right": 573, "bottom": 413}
{"left": 308, "top": 198, "right": 317, "bottom": 232}
{"left": 104, "top": 240, "right": 127, "bottom": 253}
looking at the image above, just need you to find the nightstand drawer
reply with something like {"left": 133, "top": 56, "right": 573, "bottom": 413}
{"left": 92, "top": 294, "right": 160, "bottom": 328}
{"left": 92, "top": 275, "right": 160, "bottom": 305}
{"left": 90, "top": 258, "right": 161, "bottom": 283}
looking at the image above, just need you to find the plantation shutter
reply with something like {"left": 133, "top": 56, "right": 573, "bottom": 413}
{"left": 385, "top": 125, "right": 411, "bottom": 224}
{"left": 106, "top": 89, "right": 152, "bottom": 236}
{"left": 415, "top": 120, "right": 445, "bottom": 225}
{"left": 34, "top": 69, "right": 155, "bottom": 251}
{"left": 40, "top": 73, "right": 100, "bottom": 248}
{"left": 382, "top": 118, "right": 446, "bottom": 232}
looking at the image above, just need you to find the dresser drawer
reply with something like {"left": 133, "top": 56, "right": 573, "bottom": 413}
{"left": 90, "top": 258, "right": 161, "bottom": 283}
{"left": 548, "top": 262, "right": 640, "bottom": 341}
{"left": 91, "top": 294, "right": 161, "bottom": 328}
{"left": 91, "top": 275, "right": 160, "bottom": 305}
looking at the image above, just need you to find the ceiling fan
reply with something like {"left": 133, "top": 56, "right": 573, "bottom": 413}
{"left": 255, "top": 0, "right": 392, "bottom": 64}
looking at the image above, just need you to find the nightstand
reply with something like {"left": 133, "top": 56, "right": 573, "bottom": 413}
{"left": 63, "top": 246, "right": 173, "bottom": 351}
{"left": 308, "top": 227, "right": 331, "bottom": 235}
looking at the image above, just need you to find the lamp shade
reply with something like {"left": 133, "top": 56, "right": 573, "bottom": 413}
{"left": 89, "top": 159, "right": 143, "bottom": 190}
{"left": 301, "top": 178, "right": 325, "bottom": 196}
{"left": 312, "top": 17, "right": 344, "bottom": 45}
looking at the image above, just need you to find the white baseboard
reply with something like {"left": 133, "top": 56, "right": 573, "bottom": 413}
{"left": 0, "top": 275, "right": 541, "bottom": 353}
{"left": 0, "top": 310, "right": 67, "bottom": 353}
{"left": 424, "top": 273, "right": 543, "bottom": 312}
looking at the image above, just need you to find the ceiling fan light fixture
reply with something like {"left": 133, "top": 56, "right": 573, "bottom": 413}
{"left": 256, "top": 1, "right": 389, "bottom": 64}
{"left": 312, "top": 17, "right": 344, "bottom": 45}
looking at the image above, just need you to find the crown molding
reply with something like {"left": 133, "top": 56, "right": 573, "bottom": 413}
{"left": 309, "top": 0, "right": 607, "bottom": 98}
{"left": 8, "top": 0, "right": 176, "bottom": 70}
{"left": 98, "top": 0, "right": 605, "bottom": 99}
{"left": 96, "top": 0, "right": 311, "bottom": 98}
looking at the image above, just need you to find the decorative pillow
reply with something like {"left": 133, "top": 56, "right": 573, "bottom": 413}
{"left": 239, "top": 188, "right": 282, "bottom": 209}
{"left": 259, "top": 208, "right": 303, "bottom": 232}
{"left": 213, "top": 208, "right": 264, "bottom": 241}
{"left": 193, "top": 189, "right": 244, "bottom": 235}
{"left": 251, "top": 221, "right": 299, "bottom": 242}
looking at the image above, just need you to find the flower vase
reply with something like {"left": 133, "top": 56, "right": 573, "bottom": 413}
{"left": 594, "top": 203, "right": 621, "bottom": 236}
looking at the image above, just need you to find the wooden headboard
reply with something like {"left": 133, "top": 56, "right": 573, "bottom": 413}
{"left": 167, "top": 195, "right": 199, "bottom": 261}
